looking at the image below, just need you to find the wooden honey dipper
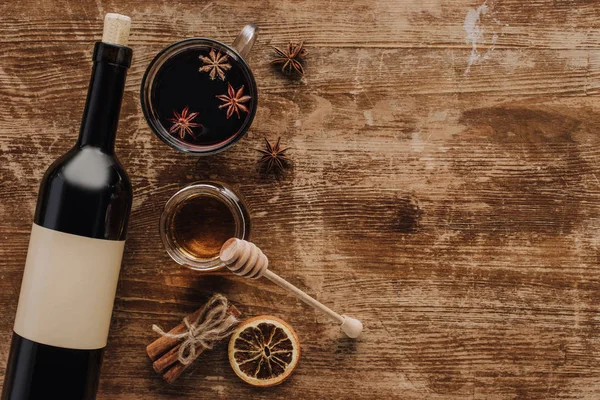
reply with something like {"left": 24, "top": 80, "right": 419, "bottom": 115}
{"left": 219, "top": 238, "right": 363, "bottom": 338}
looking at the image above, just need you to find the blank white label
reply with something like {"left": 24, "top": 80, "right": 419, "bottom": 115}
{"left": 14, "top": 223, "right": 125, "bottom": 350}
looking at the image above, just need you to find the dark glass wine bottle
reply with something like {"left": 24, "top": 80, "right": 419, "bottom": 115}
{"left": 2, "top": 14, "right": 133, "bottom": 400}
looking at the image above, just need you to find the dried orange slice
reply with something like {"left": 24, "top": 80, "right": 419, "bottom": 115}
{"left": 228, "top": 316, "right": 300, "bottom": 387}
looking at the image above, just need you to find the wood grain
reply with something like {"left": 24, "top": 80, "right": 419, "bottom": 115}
{"left": 1, "top": 0, "right": 600, "bottom": 399}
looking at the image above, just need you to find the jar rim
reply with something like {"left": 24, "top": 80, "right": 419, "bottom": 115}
{"left": 159, "top": 181, "right": 251, "bottom": 271}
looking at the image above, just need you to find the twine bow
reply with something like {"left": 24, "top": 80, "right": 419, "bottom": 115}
{"left": 152, "top": 294, "right": 239, "bottom": 365}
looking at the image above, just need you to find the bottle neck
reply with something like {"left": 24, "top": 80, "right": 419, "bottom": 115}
{"left": 77, "top": 42, "right": 132, "bottom": 152}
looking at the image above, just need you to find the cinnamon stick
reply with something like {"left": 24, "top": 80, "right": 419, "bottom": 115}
{"left": 152, "top": 305, "right": 240, "bottom": 374}
{"left": 152, "top": 344, "right": 185, "bottom": 374}
{"left": 146, "top": 301, "right": 214, "bottom": 361}
{"left": 162, "top": 359, "right": 198, "bottom": 384}
{"left": 149, "top": 304, "right": 241, "bottom": 384}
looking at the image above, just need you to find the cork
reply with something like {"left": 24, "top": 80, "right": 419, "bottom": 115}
{"left": 101, "top": 13, "right": 131, "bottom": 46}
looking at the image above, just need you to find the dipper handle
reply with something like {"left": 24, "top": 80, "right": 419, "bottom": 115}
{"left": 220, "top": 238, "right": 363, "bottom": 338}
{"left": 340, "top": 315, "right": 363, "bottom": 339}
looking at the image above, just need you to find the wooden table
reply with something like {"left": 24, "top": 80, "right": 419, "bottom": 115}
{"left": 1, "top": 1, "right": 599, "bottom": 399}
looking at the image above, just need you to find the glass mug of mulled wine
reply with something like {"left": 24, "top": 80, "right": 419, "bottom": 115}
{"left": 141, "top": 24, "right": 258, "bottom": 155}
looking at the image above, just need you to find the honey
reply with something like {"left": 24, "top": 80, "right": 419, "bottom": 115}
{"left": 168, "top": 194, "right": 236, "bottom": 260}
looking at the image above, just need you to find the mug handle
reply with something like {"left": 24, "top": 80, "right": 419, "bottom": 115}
{"left": 231, "top": 24, "right": 259, "bottom": 59}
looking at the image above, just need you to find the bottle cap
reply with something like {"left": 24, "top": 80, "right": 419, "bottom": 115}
{"left": 102, "top": 13, "right": 131, "bottom": 46}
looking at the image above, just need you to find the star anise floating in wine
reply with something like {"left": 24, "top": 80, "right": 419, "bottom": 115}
{"left": 257, "top": 137, "right": 290, "bottom": 172}
{"left": 199, "top": 48, "right": 232, "bottom": 81}
{"left": 271, "top": 41, "right": 307, "bottom": 75}
{"left": 168, "top": 106, "right": 201, "bottom": 140}
{"left": 216, "top": 83, "right": 252, "bottom": 119}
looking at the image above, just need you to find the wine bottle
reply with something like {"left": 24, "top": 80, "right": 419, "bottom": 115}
{"left": 2, "top": 14, "right": 133, "bottom": 400}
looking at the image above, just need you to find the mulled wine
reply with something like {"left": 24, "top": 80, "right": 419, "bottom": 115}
{"left": 142, "top": 38, "right": 258, "bottom": 154}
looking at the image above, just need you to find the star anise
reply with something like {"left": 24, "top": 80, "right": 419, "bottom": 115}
{"left": 216, "top": 83, "right": 252, "bottom": 119}
{"left": 199, "top": 48, "right": 232, "bottom": 81}
{"left": 257, "top": 137, "right": 290, "bottom": 172}
{"left": 271, "top": 41, "right": 307, "bottom": 75}
{"left": 168, "top": 106, "right": 201, "bottom": 140}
